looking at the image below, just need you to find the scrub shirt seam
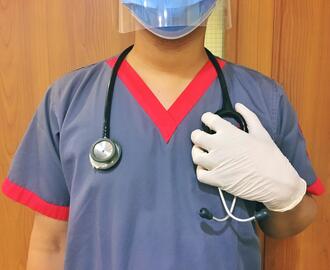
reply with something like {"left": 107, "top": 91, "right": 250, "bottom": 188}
{"left": 272, "top": 81, "right": 282, "bottom": 144}
{"left": 34, "top": 115, "right": 71, "bottom": 203}
{"left": 271, "top": 83, "right": 324, "bottom": 195}
{"left": 35, "top": 121, "right": 65, "bottom": 172}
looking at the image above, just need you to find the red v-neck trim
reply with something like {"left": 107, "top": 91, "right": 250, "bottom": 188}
{"left": 106, "top": 56, "right": 226, "bottom": 143}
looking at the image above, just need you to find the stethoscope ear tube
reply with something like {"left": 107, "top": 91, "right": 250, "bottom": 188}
{"left": 202, "top": 109, "right": 249, "bottom": 135}
{"left": 199, "top": 206, "right": 271, "bottom": 222}
{"left": 199, "top": 189, "right": 270, "bottom": 223}
{"left": 103, "top": 45, "right": 134, "bottom": 139}
{"left": 89, "top": 45, "right": 270, "bottom": 223}
{"left": 89, "top": 45, "right": 134, "bottom": 171}
{"left": 199, "top": 48, "right": 270, "bottom": 223}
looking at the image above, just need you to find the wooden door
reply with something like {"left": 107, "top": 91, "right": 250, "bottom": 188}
{"left": 0, "top": 1, "right": 133, "bottom": 269}
{"left": 1, "top": 0, "right": 329, "bottom": 269}
{"left": 226, "top": 0, "right": 329, "bottom": 269}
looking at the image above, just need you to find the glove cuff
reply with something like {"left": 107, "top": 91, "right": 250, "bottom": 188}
{"left": 266, "top": 177, "right": 307, "bottom": 212}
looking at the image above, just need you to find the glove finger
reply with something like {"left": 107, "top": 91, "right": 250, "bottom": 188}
{"left": 235, "top": 103, "right": 261, "bottom": 129}
{"left": 191, "top": 129, "right": 214, "bottom": 152}
{"left": 235, "top": 103, "right": 273, "bottom": 141}
{"left": 201, "top": 112, "right": 233, "bottom": 133}
{"left": 191, "top": 145, "right": 213, "bottom": 170}
{"left": 196, "top": 165, "right": 209, "bottom": 183}
{"left": 196, "top": 165, "right": 220, "bottom": 187}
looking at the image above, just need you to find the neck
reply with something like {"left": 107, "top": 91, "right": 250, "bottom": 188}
{"left": 127, "top": 27, "right": 208, "bottom": 74}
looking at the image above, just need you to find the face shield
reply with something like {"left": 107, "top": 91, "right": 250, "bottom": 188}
{"left": 119, "top": 0, "right": 229, "bottom": 40}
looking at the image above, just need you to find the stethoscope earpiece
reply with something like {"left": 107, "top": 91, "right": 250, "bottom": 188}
{"left": 254, "top": 208, "right": 270, "bottom": 222}
{"left": 90, "top": 45, "right": 270, "bottom": 223}
{"left": 199, "top": 206, "right": 270, "bottom": 223}
{"left": 199, "top": 208, "right": 214, "bottom": 220}
{"left": 198, "top": 49, "right": 270, "bottom": 223}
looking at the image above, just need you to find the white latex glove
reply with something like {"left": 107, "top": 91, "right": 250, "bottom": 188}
{"left": 191, "top": 103, "right": 307, "bottom": 212}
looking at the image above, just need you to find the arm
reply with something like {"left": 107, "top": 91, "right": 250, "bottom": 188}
{"left": 258, "top": 193, "right": 317, "bottom": 239}
{"left": 191, "top": 103, "right": 324, "bottom": 237}
{"left": 27, "top": 213, "right": 68, "bottom": 270}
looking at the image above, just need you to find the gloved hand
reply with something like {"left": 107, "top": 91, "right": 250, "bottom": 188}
{"left": 191, "top": 103, "right": 307, "bottom": 212}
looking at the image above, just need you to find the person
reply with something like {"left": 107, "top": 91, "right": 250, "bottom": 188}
{"left": 1, "top": 0, "right": 325, "bottom": 269}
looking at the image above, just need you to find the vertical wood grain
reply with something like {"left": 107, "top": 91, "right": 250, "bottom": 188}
{"left": 265, "top": 0, "right": 330, "bottom": 269}
{"left": 0, "top": 1, "right": 134, "bottom": 269}
{"left": 226, "top": 0, "right": 275, "bottom": 75}
{"left": 1, "top": 0, "right": 329, "bottom": 269}
{"left": 226, "top": 0, "right": 329, "bottom": 269}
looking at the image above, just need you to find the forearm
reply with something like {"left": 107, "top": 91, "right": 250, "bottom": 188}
{"left": 258, "top": 194, "right": 317, "bottom": 239}
{"left": 26, "top": 214, "right": 67, "bottom": 270}
{"left": 27, "top": 246, "right": 65, "bottom": 270}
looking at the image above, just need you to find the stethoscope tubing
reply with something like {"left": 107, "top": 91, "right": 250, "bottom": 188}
{"left": 91, "top": 45, "right": 269, "bottom": 223}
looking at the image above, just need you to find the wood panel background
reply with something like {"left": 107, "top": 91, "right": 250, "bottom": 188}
{"left": 1, "top": 0, "right": 329, "bottom": 269}
{"left": 0, "top": 1, "right": 134, "bottom": 269}
{"left": 226, "top": 0, "right": 330, "bottom": 269}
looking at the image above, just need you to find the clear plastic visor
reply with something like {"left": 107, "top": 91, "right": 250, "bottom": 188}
{"left": 119, "top": 0, "right": 231, "bottom": 33}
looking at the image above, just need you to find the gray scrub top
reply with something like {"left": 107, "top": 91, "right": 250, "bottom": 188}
{"left": 2, "top": 51, "right": 325, "bottom": 270}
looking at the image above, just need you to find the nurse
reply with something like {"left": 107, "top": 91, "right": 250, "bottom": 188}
{"left": 1, "top": 0, "right": 325, "bottom": 269}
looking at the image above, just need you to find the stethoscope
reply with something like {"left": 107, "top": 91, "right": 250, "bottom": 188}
{"left": 89, "top": 45, "right": 270, "bottom": 223}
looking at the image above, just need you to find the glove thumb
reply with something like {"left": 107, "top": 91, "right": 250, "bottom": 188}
{"left": 235, "top": 103, "right": 273, "bottom": 142}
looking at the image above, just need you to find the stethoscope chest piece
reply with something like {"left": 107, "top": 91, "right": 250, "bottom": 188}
{"left": 89, "top": 138, "right": 122, "bottom": 170}
{"left": 87, "top": 45, "right": 269, "bottom": 223}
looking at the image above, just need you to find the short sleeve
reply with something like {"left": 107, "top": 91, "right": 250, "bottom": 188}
{"left": 274, "top": 83, "right": 325, "bottom": 196}
{"left": 1, "top": 85, "right": 70, "bottom": 220}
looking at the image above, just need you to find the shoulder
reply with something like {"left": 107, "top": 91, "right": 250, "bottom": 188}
{"left": 49, "top": 59, "right": 110, "bottom": 104}
{"left": 41, "top": 58, "right": 113, "bottom": 126}
{"left": 221, "top": 60, "right": 288, "bottom": 139}
{"left": 223, "top": 60, "right": 284, "bottom": 97}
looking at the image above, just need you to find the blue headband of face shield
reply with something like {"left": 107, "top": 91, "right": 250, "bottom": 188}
{"left": 122, "top": 0, "right": 210, "bottom": 9}
{"left": 121, "top": 0, "right": 217, "bottom": 39}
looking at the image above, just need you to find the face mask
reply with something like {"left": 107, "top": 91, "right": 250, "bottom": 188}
{"left": 120, "top": 0, "right": 217, "bottom": 39}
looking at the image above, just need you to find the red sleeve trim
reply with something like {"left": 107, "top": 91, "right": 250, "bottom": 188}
{"left": 1, "top": 178, "right": 69, "bottom": 221}
{"left": 307, "top": 178, "right": 326, "bottom": 196}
